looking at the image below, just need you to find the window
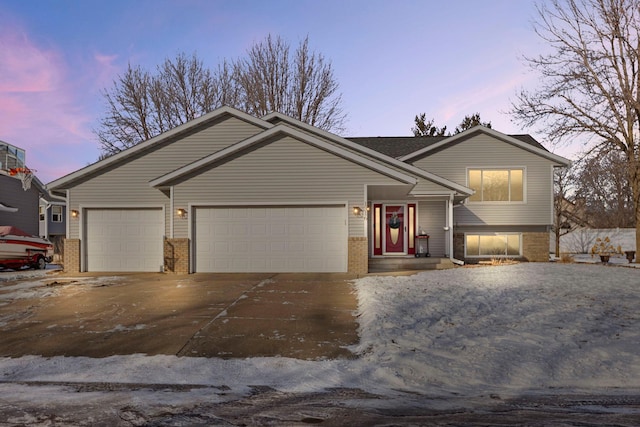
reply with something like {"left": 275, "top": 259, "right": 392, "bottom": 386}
{"left": 465, "top": 233, "right": 521, "bottom": 257}
{"left": 39, "top": 206, "right": 45, "bottom": 221}
{"left": 468, "top": 169, "right": 524, "bottom": 202}
{"left": 52, "top": 206, "right": 63, "bottom": 223}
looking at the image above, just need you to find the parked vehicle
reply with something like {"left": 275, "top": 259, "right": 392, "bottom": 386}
{"left": 0, "top": 226, "right": 53, "bottom": 270}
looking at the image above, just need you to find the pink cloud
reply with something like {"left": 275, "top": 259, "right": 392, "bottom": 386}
{"left": 0, "top": 28, "right": 60, "bottom": 92}
{"left": 0, "top": 24, "right": 97, "bottom": 183}
{"left": 92, "top": 52, "right": 120, "bottom": 88}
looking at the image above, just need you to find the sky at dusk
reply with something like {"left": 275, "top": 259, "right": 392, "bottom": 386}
{"left": 0, "top": 0, "right": 572, "bottom": 184}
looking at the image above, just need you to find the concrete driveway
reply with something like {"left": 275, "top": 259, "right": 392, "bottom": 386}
{"left": 0, "top": 272, "right": 359, "bottom": 360}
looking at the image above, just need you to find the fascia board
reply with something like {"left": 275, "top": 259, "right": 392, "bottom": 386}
{"left": 410, "top": 192, "right": 456, "bottom": 201}
{"left": 261, "top": 112, "right": 471, "bottom": 194}
{"left": 150, "top": 124, "right": 418, "bottom": 187}
{"left": 398, "top": 126, "right": 572, "bottom": 166}
{"left": 47, "top": 106, "right": 273, "bottom": 190}
{"left": 410, "top": 191, "right": 457, "bottom": 197}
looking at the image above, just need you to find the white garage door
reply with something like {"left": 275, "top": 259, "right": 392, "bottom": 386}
{"left": 194, "top": 205, "right": 347, "bottom": 273}
{"left": 85, "top": 208, "right": 164, "bottom": 272}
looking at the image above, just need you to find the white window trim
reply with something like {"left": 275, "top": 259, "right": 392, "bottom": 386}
{"left": 464, "top": 232, "right": 523, "bottom": 258}
{"left": 51, "top": 205, "right": 63, "bottom": 223}
{"left": 466, "top": 167, "right": 527, "bottom": 204}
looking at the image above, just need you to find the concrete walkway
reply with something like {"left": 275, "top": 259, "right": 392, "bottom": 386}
{"left": 0, "top": 272, "right": 359, "bottom": 360}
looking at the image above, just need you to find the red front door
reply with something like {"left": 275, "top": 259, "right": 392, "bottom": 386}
{"left": 384, "top": 205, "right": 405, "bottom": 253}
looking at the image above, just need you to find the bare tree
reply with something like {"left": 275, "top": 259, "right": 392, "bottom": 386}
{"left": 512, "top": 0, "right": 640, "bottom": 253}
{"left": 95, "top": 36, "right": 346, "bottom": 156}
{"left": 95, "top": 65, "right": 155, "bottom": 154}
{"left": 233, "top": 34, "right": 291, "bottom": 118}
{"left": 233, "top": 35, "right": 345, "bottom": 132}
{"left": 96, "top": 53, "right": 220, "bottom": 155}
{"left": 155, "top": 52, "right": 218, "bottom": 128}
{"left": 573, "top": 149, "right": 634, "bottom": 227}
{"left": 553, "top": 166, "right": 580, "bottom": 255}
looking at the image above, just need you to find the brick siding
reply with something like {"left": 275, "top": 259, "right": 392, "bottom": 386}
{"left": 63, "top": 238, "right": 80, "bottom": 273}
{"left": 522, "top": 232, "right": 549, "bottom": 262}
{"left": 164, "top": 238, "right": 190, "bottom": 274}
{"left": 348, "top": 237, "right": 368, "bottom": 274}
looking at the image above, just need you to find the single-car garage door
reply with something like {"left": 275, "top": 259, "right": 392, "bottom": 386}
{"left": 85, "top": 208, "right": 164, "bottom": 272}
{"left": 194, "top": 205, "right": 347, "bottom": 273}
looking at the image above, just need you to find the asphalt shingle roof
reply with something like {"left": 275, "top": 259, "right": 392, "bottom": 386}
{"left": 346, "top": 134, "right": 549, "bottom": 159}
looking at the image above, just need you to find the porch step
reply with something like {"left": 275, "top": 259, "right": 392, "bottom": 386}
{"left": 368, "top": 257, "right": 455, "bottom": 273}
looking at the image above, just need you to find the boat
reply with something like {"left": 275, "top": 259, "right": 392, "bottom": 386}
{"left": 0, "top": 226, "right": 53, "bottom": 269}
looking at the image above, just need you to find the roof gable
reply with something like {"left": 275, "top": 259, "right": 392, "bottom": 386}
{"left": 395, "top": 126, "right": 570, "bottom": 166}
{"left": 47, "top": 106, "right": 272, "bottom": 191}
{"left": 261, "top": 113, "right": 472, "bottom": 195}
{"left": 150, "top": 124, "right": 418, "bottom": 187}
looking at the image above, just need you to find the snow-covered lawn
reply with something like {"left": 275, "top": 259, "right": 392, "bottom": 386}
{"left": 1, "top": 263, "right": 639, "bottom": 421}
{"left": 354, "top": 262, "right": 640, "bottom": 395}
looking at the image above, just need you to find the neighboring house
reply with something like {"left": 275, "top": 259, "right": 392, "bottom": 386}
{"left": 39, "top": 193, "right": 67, "bottom": 254}
{"left": 0, "top": 140, "right": 47, "bottom": 236}
{"left": 47, "top": 107, "right": 570, "bottom": 274}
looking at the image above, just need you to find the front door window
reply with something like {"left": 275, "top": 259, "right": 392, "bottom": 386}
{"left": 385, "top": 205, "right": 405, "bottom": 254}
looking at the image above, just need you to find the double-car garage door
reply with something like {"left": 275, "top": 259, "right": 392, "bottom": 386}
{"left": 194, "top": 205, "right": 347, "bottom": 273}
{"left": 84, "top": 205, "right": 347, "bottom": 273}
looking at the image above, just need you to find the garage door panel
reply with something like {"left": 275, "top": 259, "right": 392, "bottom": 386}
{"left": 195, "top": 206, "right": 347, "bottom": 273}
{"left": 86, "top": 208, "right": 163, "bottom": 272}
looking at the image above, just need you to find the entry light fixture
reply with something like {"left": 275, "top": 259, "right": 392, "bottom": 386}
{"left": 176, "top": 208, "right": 188, "bottom": 219}
{"left": 70, "top": 209, "right": 79, "bottom": 219}
{"left": 353, "top": 206, "right": 369, "bottom": 218}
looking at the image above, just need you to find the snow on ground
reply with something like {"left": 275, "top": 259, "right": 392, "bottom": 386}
{"left": 354, "top": 262, "right": 640, "bottom": 396}
{"left": 1, "top": 262, "right": 639, "bottom": 418}
{"left": 0, "top": 272, "right": 120, "bottom": 309}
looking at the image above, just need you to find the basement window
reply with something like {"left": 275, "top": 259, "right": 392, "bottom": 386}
{"left": 465, "top": 233, "right": 521, "bottom": 257}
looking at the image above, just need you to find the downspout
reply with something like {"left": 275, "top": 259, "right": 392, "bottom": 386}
{"left": 169, "top": 186, "right": 175, "bottom": 239}
{"left": 65, "top": 190, "right": 71, "bottom": 240}
{"left": 43, "top": 204, "right": 49, "bottom": 239}
{"left": 448, "top": 194, "right": 465, "bottom": 266}
{"left": 40, "top": 198, "right": 51, "bottom": 239}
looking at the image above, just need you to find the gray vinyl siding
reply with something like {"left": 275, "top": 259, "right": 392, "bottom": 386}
{"left": 268, "top": 118, "right": 452, "bottom": 192}
{"left": 417, "top": 200, "right": 446, "bottom": 257}
{"left": 38, "top": 202, "right": 66, "bottom": 237}
{"left": 412, "top": 134, "right": 554, "bottom": 226}
{"left": 173, "top": 135, "right": 405, "bottom": 238}
{"left": 47, "top": 211, "right": 66, "bottom": 235}
{"left": 66, "top": 116, "right": 263, "bottom": 238}
{"left": 0, "top": 175, "right": 39, "bottom": 235}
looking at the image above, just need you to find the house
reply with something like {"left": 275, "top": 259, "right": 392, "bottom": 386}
{"left": 39, "top": 192, "right": 68, "bottom": 255}
{"left": 0, "top": 140, "right": 48, "bottom": 236}
{"left": 47, "top": 107, "right": 570, "bottom": 274}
